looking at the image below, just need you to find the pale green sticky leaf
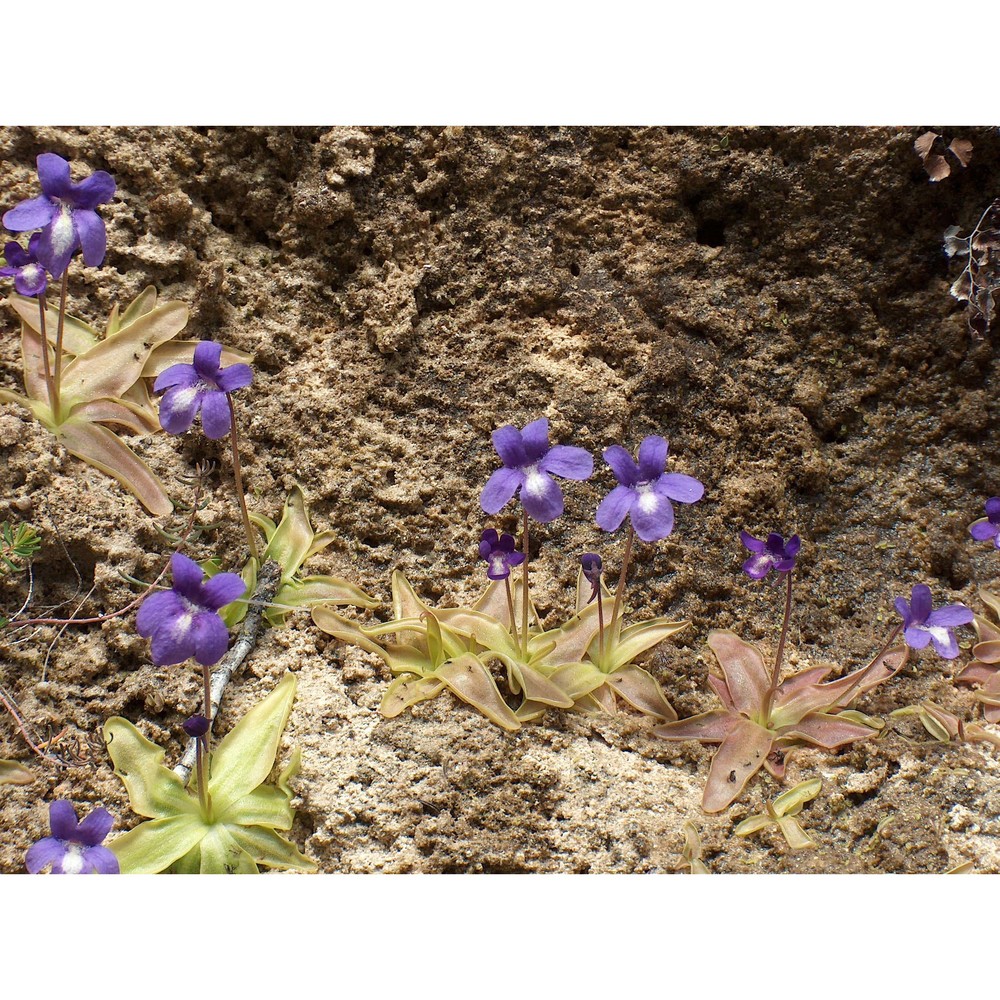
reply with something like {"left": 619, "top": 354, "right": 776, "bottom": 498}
{"left": 5, "top": 293, "right": 100, "bottom": 354}
{"left": 734, "top": 814, "right": 773, "bottom": 837}
{"left": 103, "top": 718, "right": 198, "bottom": 819}
{"left": 776, "top": 816, "right": 816, "bottom": 851}
{"left": 227, "top": 823, "right": 316, "bottom": 872}
{"left": 58, "top": 419, "right": 173, "bottom": 516}
{"left": 58, "top": 301, "right": 189, "bottom": 408}
{"left": 0, "top": 760, "right": 33, "bottom": 784}
{"left": 209, "top": 672, "right": 297, "bottom": 815}
{"left": 111, "top": 814, "right": 206, "bottom": 874}
{"left": 771, "top": 777, "right": 822, "bottom": 817}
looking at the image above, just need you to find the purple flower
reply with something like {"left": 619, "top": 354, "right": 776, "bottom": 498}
{"left": 154, "top": 341, "right": 253, "bottom": 440}
{"left": 26, "top": 801, "right": 119, "bottom": 874}
{"left": 969, "top": 497, "right": 1000, "bottom": 549}
{"left": 479, "top": 528, "right": 525, "bottom": 580}
{"left": 894, "top": 583, "right": 973, "bottom": 659}
{"left": 182, "top": 714, "right": 211, "bottom": 738}
{"left": 2, "top": 153, "right": 116, "bottom": 278}
{"left": 580, "top": 552, "right": 603, "bottom": 603}
{"left": 0, "top": 235, "right": 48, "bottom": 296}
{"left": 136, "top": 552, "right": 246, "bottom": 666}
{"left": 480, "top": 417, "right": 593, "bottom": 523}
{"left": 595, "top": 435, "right": 704, "bottom": 542}
{"left": 741, "top": 531, "right": 801, "bottom": 581}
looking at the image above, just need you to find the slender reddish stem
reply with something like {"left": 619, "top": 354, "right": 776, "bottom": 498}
{"left": 504, "top": 576, "right": 518, "bottom": 646}
{"left": 608, "top": 523, "right": 635, "bottom": 642}
{"left": 36, "top": 295, "right": 56, "bottom": 414}
{"left": 521, "top": 508, "right": 529, "bottom": 659}
{"left": 227, "top": 393, "right": 259, "bottom": 561}
{"left": 762, "top": 570, "right": 794, "bottom": 720}
{"left": 52, "top": 271, "right": 69, "bottom": 423}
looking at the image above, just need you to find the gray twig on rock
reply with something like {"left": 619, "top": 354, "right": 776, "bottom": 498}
{"left": 172, "top": 559, "right": 282, "bottom": 782}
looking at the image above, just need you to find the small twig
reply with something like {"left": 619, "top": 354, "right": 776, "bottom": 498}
{"left": 173, "top": 559, "right": 282, "bottom": 782}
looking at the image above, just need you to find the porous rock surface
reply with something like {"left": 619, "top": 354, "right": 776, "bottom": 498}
{"left": 0, "top": 126, "right": 997, "bottom": 874}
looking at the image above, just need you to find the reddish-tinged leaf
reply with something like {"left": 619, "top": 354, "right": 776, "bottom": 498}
{"left": 779, "top": 712, "right": 877, "bottom": 749}
{"left": 606, "top": 665, "right": 677, "bottom": 720}
{"left": 706, "top": 673, "right": 735, "bottom": 710}
{"left": 707, "top": 630, "right": 770, "bottom": 718}
{"left": 435, "top": 654, "right": 520, "bottom": 731}
{"left": 702, "top": 718, "right": 773, "bottom": 813}
{"left": 57, "top": 420, "right": 172, "bottom": 515}
{"left": 654, "top": 709, "right": 739, "bottom": 744}
{"left": 972, "top": 638, "right": 1000, "bottom": 663}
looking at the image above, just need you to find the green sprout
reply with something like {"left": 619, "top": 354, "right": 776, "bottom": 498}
{"left": 205, "top": 484, "right": 377, "bottom": 628}
{"left": 0, "top": 520, "right": 41, "bottom": 575}
{"left": 676, "top": 820, "right": 710, "bottom": 873}
{"left": 734, "top": 777, "right": 823, "bottom": 851}
{"left": 105, "top": 673, "right": 315, "bottom": 874}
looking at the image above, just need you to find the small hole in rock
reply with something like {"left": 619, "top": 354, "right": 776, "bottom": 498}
{"left": 696, "top": 219, "right": 726, "bottom": 247}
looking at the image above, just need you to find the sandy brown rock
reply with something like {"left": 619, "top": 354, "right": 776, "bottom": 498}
{"left": 1, "top": 126, "right": 998, "bottom": 874}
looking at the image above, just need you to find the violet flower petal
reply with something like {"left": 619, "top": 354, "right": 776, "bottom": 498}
{"left": 82, "top": 845, "right": 120, "bottom": 874}
{"left": 740, "top": 530, "right": 766, "bottom": 553}
{"left": 539, "top": 444, "right": 593, "bottom": 480}
{"left": 491, "top": 425, "right": 527, "bottom": 467}
{"left": 519, "top": 471, "right": 564, "bottom": 522}
{"left": 150, "top": 618, "right": 197, "bottom": 666}
{"left": 631, "top": 494, "right": 675, "bottom": 542}
{"left": 135, "top": 590, "right": 184, "bottom": 637}
{"left": 2, "top": 242, "right": 29, "bottom": 267}
{"left": 910, "top": 584, "right": 932, "bottom": 624}
{"left": 928, "top": 629, "right": 960, "bottom": 659}
{"left": 986, "top": 497, "right": 1000, "bottom": 519}
{"left": 658, "top": 472, "right": 705, "bottom": 503}
{"left": 216, "top": 363, "right": 253, "bottom": 393}
{"left": 193, "top": 340, "right": 223, "bottom": 377}
{"left": 743, "top": 553, "right": 773, "bottom": 580}
{"left": 904, "top": 626, "right": 931, "bottom": 649}
{"left": 519, "top": 417, "right": 550, "bottom": 461}
{"left": 38, "top": 212, "right": 76, "bottom": 279}
{"left": 158, "top": 384, "right": 203, "bottom": 434}
{"left": 171, "top": 553, "right": 206, "bottom": 601}
{"left": 70, "top": 170, "right": 116, "bottom": 210}
{"left": 637, "top": 435, "right": 668, "bottom": 480}
{"left": 73, "top": 208, "right": 107, "bottom": 267}
{"left": 926, "top": 604, "right": 974, "bottom": 628}
{"left": 201, "top": 572, "right": 247, "bottom": 611}
{"left": 25, "top": 837, "right": 66, "bottom": 874}
{"left": 596, "top": 483, "right": 634, "bottom": 532}
{"left": 481, "top": 467, "right": 524, "bottom": 514}
{"left": 199, "top": 391, "right": 232, "bottom": 440}
{"left": 894, "top": 596, "right": 911, "bottom": 624}
{"left": 3, "top": 194, "right": 56, "bottom": 231}
{"left": 36, "top": 153, "right": 72, "bottom": 197}
{"left": 192, "top": 612, "right": 230, "bottom": 665}
{"left": 48, "top": 800, "right": 79, "bottom": 840}
{"left": 602, "top": 445, "right": 640, "bottom": 488}
{"left": 970, "top": 519, "right": 998, "bottom": 541}
{"left": 75, "top": 807, "right": 114, "bottom": 847}
{"left": 153, "top": 363, "right": 199, "bottom": 392}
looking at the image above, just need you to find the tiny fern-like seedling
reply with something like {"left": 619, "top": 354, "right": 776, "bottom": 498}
{"left": 104, "top": 673, "right": 315, "bottom": 874}
{"left": 206, "top": 485, "right": 377, "bottom": 628}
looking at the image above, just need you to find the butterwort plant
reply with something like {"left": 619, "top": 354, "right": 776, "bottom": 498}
{"left": 155, "top": 339, "right": 259, "bottom": 560}
{"left": 1, "top": 155, "right": 250, "bottom": 513}
{"left": 655, "top": 531, "right": 911, "bottom": 812}
{"left": 481, "top": 416, "right": 592, "bottom": 656}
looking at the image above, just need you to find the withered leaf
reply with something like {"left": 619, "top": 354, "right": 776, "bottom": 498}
{"left": 948, "top": 138, "right": 973, "bottom": 168}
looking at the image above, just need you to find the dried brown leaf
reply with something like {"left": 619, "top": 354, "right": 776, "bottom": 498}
{"left": 948, "top": 138, "right": 973, "bottom": 167}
